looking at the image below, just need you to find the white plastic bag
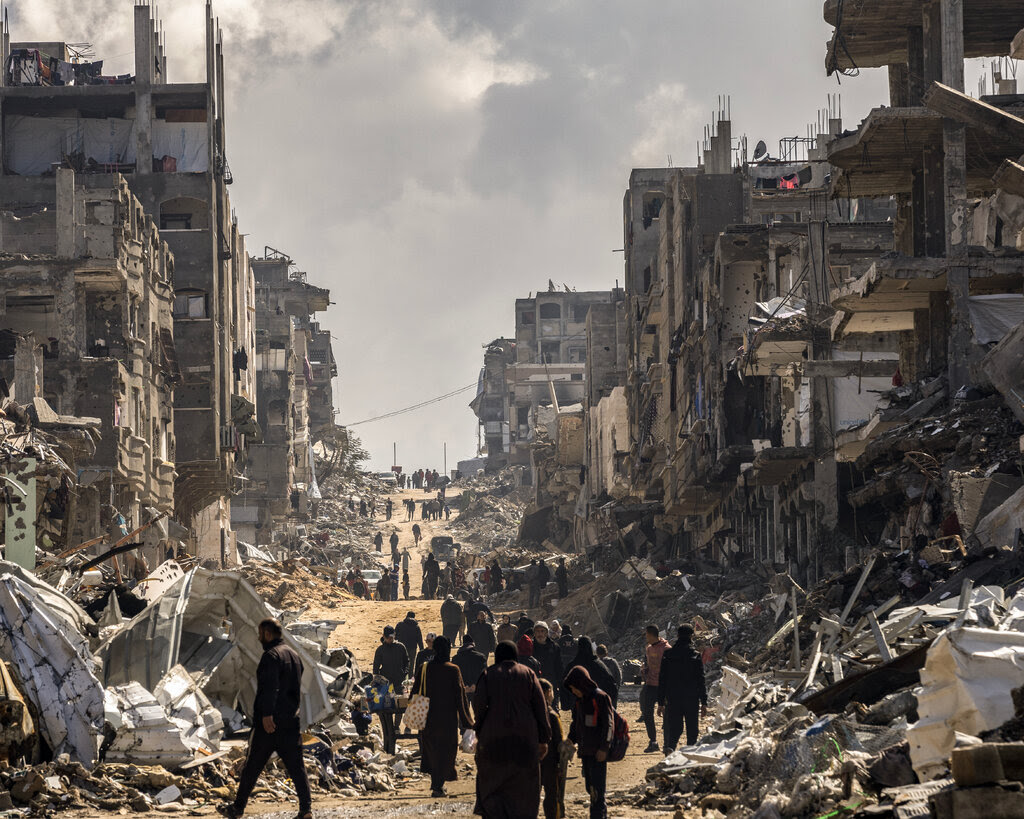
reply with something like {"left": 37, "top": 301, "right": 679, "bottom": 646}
{"left": 460, "top": 728, "right": 477, "bottom": 754}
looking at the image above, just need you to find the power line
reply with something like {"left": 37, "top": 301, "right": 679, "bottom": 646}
{"left": 343, "top": 381, "right": 479, "bottom": 427}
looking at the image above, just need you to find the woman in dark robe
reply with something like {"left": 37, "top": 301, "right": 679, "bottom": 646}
{"left": 473, "top": 641, "right": 551, "bottom": 818}
{"left": 562, "top": 636, "right": 619, "bottom": 706}
{"left": 411, "top": 635, "right": 472, "bottom": 797}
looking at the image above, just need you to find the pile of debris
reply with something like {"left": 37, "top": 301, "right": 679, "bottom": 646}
{"left": 0, "top": 558, "right": 430, "bottom": 813}
{"left": 450, "top": 469, "right": 529, "bottom": 555}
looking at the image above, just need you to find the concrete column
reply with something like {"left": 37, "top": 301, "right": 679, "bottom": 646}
{"left": 889, "top": 63, "right": 910, "bottom": 107}
{"left": 56, "top": 168, "right": 76, "bottom": 258}
{"left": 14, "top": 334, "right": 41, "bottom": 402}
{"left": 907, "top": 26, "right": 926, "bottom": 104}
{"left": 134, "top": 5, "right": 153, "bottom": 175}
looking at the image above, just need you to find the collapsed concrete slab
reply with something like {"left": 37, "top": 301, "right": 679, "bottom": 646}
{"left": 98, "top": 567, "right": 334, "bottom": 728}
{"left": 0, "top": 564, "right": 105, "bottom": 766}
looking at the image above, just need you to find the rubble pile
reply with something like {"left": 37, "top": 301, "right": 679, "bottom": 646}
{"left": 450, "top": 469, "right": 530, "bottom": 557}
{"left": 240, "top": 557, "right": 356, "bottom": 611}
{"left": 0, "top": 558, "right": 434, "bottom": 814}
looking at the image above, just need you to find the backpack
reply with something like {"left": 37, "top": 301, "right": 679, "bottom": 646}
{"left": 607, "top": 706, "right": 630, "bottom": 762}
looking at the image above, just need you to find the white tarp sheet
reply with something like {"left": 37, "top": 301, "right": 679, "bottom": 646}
{"left": 968, "top": 294, "right": 1024, "bottom": 345}
{"left": 0, "top": 566, "right": 105, "bottom": 765}
{"left": 6, "top": 115, "right": 136, "bottom": 173}
{"left": 908, "top": 626, "right": 1024, "bottom": 780}
{"left": 5, "top": 115, "right": 208, "bottom": 175}
{"left": 151, "top": 121, "right": 209, "bottom": 172}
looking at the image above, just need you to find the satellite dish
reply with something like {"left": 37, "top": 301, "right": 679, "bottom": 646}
{"left": 753, "top": 140, "right": 768, "bottom": 160}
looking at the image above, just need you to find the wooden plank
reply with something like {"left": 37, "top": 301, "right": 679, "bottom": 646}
{"left": 838, "top": 556, "right": 877, "bottom": 626}
{"left": 802, "top": 633, "right": 824, "bottom": 691}
{"left": 923, "top": 82, "right": 1024, "bottom": 142}
{"left": 867, "top": 610, "right": 894, "bottom": 663}
{"left": 994, "top": 158, "right": 1024, "bottom": 198}
{"left": 831, "top": 655, "right": 845, "bottom": 682}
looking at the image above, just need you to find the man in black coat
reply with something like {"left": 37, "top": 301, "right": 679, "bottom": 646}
{"left": 452, "top": 634, "right": 486, "bottom": 694}
{"left": 394, "top": 611, "right": 424, "bottom": 668}
{"left": 554, "top": 558, "right": 569, "bottom": 600}
{"left": 373, "top": 626, "right": 410, "bottom": 749}
{"left": 657, "top": 624, "right": 707, "bottom": 753}
{"left": 440, "top": 594, "right": 464, "bottom": 643}
{"left": 218, "top": 618, "right": 311, "bottom": 819}
{"left": 467, "top": 610, "right": 497, "bottom": 659}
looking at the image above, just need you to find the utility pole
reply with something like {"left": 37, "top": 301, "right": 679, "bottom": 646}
{"left": 443, "top": 442, "right": 447, "bottom": 477}
{"left": 393, "top": 442, "right": 397, "bottom": 470}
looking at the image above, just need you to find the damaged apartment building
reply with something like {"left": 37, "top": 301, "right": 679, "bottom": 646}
{"left": 470, "top": 286, "right": 625, "bottom": 548}
{"left": 574, "top": 2, "right": 1024, "bottom": 588}
{"left": 0, "top": 170, "right": 176, "bottom": 570}
{"left": 0, "top": 4, "right": 342, "bottom": 569}
{"left": 231, "top": 252, "right": 332, "bottom": 547}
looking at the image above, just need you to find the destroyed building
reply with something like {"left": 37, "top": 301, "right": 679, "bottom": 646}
{"left": 0, "top": 170, "right": 177, "bottom": 568}
{"left": 0, "top": 4, "right": 259, "bottom": 563}
{"left": 231, "top": 253, "right": 331, "bottom": 546}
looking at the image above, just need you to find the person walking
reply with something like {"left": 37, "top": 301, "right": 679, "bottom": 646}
{"left": 412, "top": 522, "right": 422, "bottom": 546}
{"left": 423, "top": 554, "right": 440, "bottom": 599}
{"left": 415, "top": 632, "right": 437, "bottom": 678}
{"left": 402, "top": 569, "right": 411, "bottom": 600}
{"left": 473, "top": 641, "right": 551, "bottom": 819}
{"left": 411, "top": 636, "right": 472, "bottom": 798}
{"left": 527, "top": 559, "right": 543, "bottom": 608}
{"left": 390, "top": 565, "right": 400, "bottom": 601}
{"left": 565, "top": 666, "right": 614, "bottom": 819}
{"left": 453, "top": 634, "right": 486, "bottom": 694}
{"left": 440, "top": 594, "right": 463, "bottom": 643}
{"left": 657, "top": 624, "right": 707, "bottom": 753}
{"left": 488, "top": 561, "right": 503, "bottom": 594}
{"left": 639, "top": 625, "right": 670, "bottom": 753}
{"left": 376, "top": 569, "right": 392, "bottom": 603}
{"left": 538, "top": 679, "right": 567, "bottom": 819}
{"left": 373, "top": 532, "right": 384, "bottom": 553}
{"left": 563, "top": 637, "right": 618, "bottom": 708}
{"left": 532, "top": 621, "right": 563, "bottom": 688}
{"left": 554, "top": 558, "right": 569, "bottom": 600}
{"left": 395, "top": 611, "right": 424, "bottom": 669}
{"left": 467, "top": 610, "right": 496, "bottom": 659}
{"left": 495, "top": 614, "right": 518, "bottom": 645}
{"left": 596, "top": 645, "right": 621, "bottom": 690}
{"left": 401, "top": 547, "right": 411, "bottom": 573}
{"left": 217, "top": 619, "right": 311, "bottom": 819}
{"left": 385, "top": 498, "right": 393, "bottom": 521}
{"left": 389, "top": 530, "right": 400, "bottom": 556}
{"left": 372, "top": 626, "right": 409, "bottom": 753}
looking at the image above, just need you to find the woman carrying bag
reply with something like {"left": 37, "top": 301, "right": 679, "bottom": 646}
{"left": 410, "top": 636, "right": 473, "bottom": 798}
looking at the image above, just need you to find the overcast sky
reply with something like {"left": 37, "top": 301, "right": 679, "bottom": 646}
{"left": 13, "top": 0, "right": 900, "bottom": 472}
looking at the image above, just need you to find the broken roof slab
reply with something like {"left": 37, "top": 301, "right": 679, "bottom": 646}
{"left": 831, "top": 255, "right": 1024, "bottom": 312}
{"left": 828, "top": 106, "right": 1024, "bottom": 198}
{"left": 823, "top": 0, "right": 1021, "bottom": 72}
{"left": 749, "top": 447, "right": 814, "bottom": 486}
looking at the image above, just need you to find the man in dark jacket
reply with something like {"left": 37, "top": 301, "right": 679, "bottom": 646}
{"left": 516, "top": 611, "right": 535, "bottom": 637}
{"left": 527, "top": 559, "right": 544, "bottom": 608}
{"left": 554, "top": 558, "right": 569, "bottom": 600}
{"left": 395, "top": 611, "right": 424, "bottom": 668}
{"left": 468, "top": 610, "right": 497, "bottom": 659}
{"left": 565, "top": 665, "right": 614, "bottom": 819}
{"left": 657, "top": 624, "right": 707, "bottom": 753}
{"left": 423, "top": 553, "right": 440, "bottom": 599}
{"left": 373, "top": 626, "right": 410, "bottom": 750}
{"left": 218, "top": 619, "right": 311, "bottom": 819}
{"left": 532, "top": 621, "right": 563, "bottom": 687}
{"left": 440, "top": 595, "right": 463, "bottom": 643}
{"left": 453, "top": 634, "right": 486, "bottom": 694}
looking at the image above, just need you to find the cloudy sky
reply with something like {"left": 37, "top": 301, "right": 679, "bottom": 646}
{"left": 13, "top": 0, "right": 897, "bottom": 471}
